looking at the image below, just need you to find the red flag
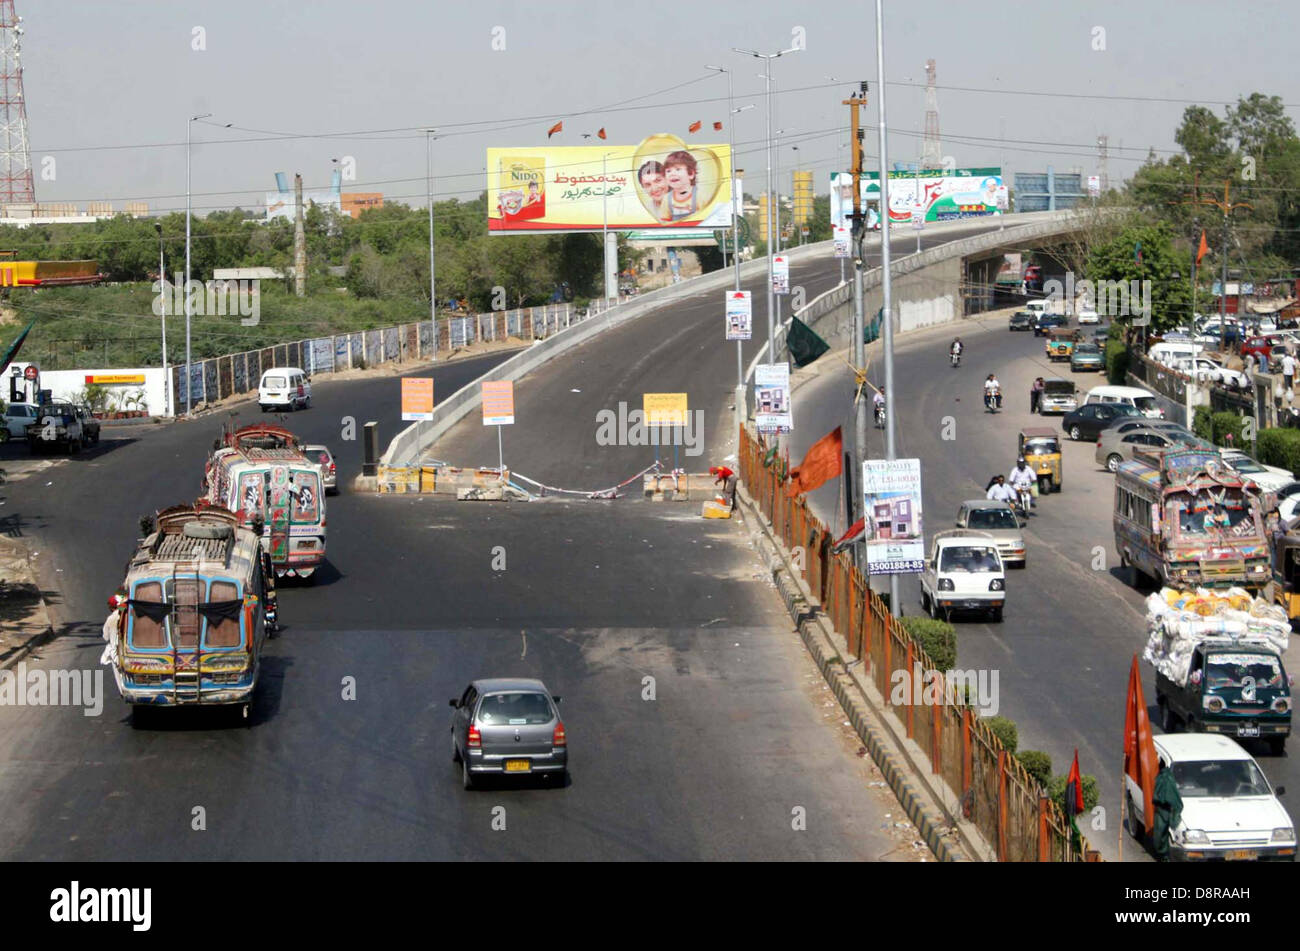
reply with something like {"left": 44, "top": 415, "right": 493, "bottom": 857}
{"left": 688, "top": 120, "right": 702, "bottom": 134}
{"left": 1196, "top": 229, "right": 1209, "bottom": 266}
{"left": 785, "top": 426, "right": 843, "bottom": 497}
{"left": 1123, "top": 655, "right": 1158, "bottom": 830}
{"left": 713, "top": 121, "right": 723, "bottom": 131}
{"left": 831, "top": 516, "right": 865, "bottom": 554}
{"left": 547, "top": 121, "right": 563, "bottom": 138}
{"left": 597, "top": 127, "right": 606, "bottom": 140}
{"left": 1065, "top": 749, "right": 1084, "bottom": 818}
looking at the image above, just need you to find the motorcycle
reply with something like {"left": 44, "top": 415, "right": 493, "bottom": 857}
{"left": 984, "top": 387, "right": 1002, "bottom": 413}
{"left": 874, "top": 402, "right": 886, "bottom": 428}
{"left": 1013, "top": 483, "right": 1034, "bottom": 516}
{"left": 950, "top": 349, "right": 962, "bottom": 368}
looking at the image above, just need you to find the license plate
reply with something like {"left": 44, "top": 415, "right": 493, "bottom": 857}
{"left": 504, "top": 759, "right": 531, "bottom": 773}
{"left": 1238, "top": 724, "right": 1260, "bottom": 738}
{"left": 1226, "top": 849, "right": 1257, "bottom": 861}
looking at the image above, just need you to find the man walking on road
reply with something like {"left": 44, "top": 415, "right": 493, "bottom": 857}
{"left": 1284, "top": 351, "right": 1297, "bottom": 393}
{"left": 1030, "top": 377, "right": 1045, "bottom": 414}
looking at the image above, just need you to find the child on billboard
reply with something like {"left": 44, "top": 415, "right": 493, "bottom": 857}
{"left": 638, "top": 160, "right": 669, "bottom": 221}
{"left": 662, "top": 150, "right": 699, "bottom": 221}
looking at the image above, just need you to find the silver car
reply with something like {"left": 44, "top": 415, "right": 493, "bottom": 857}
{"left": 305, "top": 444, "right": 337, "bottom": 494}
{"left": 1095, "top": 427, "right": 1187, "bottom": 472}
{"left": 450, "top": 678, "right": 568, "bottom": 789}
{"left": 955, "top": 499, "right": 1026, "bottom": 567}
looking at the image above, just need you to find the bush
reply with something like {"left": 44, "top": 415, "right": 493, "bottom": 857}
{"left": 1105, "top": 339, "right": 1130, "bottom": 385}
{"left": 1016, "top": 750, "right": 1053, "bottom": 790}
{"left": 896, "top": 616, "right": 957, "bottom": 671}
{"left": 1192, "top": 405, "right": 1213, "bottom": 441}
{"left": 982, "top": 715, "right": 1018, "bottom": 753}
{"left": 1048, "top": 772, "right": 1101, "bottom": 813}
{"left": 1256, "top": 427, "right": 1300, "bottom": 476}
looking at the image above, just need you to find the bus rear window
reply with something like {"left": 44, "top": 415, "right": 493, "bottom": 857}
{"left": 130, "top": 581, "right": 167, "bottom": 649}
{"left": 206, "top": 581, "right": 242, "bottom": 648}
{"left": 291, "top": 470, "right": 320, "bottom": 523}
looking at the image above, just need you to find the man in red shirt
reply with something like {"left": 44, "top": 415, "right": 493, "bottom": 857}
{"left": 710, "top": 465, "right": 737, "bottom": 509}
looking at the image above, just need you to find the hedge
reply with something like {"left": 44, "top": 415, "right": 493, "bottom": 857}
{"left": 1193, "top": 408, "right": 1252, "bottom": 447}
{"left": 896, "top": 616, "right": 957, "bottom": 672}
{"left": 983, "top": 715, "right": 1018, "bottom": 754}
{"left": 1256, "top": 427, "right": 1300, "bottom": 475}
{"left": 1016, "top": 750, "right": 1053, "bottom": 790}
{"left": 1105, "top": 340, "right": 1130, "bottom": 386}
{"left": 1048, "top": 772, "right": 1101, "bottom": 813}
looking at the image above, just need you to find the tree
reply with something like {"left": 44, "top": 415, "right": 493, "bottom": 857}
{"left": 1085, "top": 222, "right": 1186, "bottom": 332}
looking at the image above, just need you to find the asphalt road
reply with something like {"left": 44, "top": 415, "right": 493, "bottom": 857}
{"left": 789, "top": 311, "right": 1300, "bottom": 862}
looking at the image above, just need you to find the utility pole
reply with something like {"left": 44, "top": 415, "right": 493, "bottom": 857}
{"left": 875, "top": 0, "right": 899, "bottom": 613}
{"left": 1197, "top": 180, "right": 1252, "bottom": 352}
{"left": 185, "top": 112, "right": 211, "bottom": 416}
{"left": 293, "top": 173, "right": 306, "bottom": 297}
{"left": 843, "top": 81, "right": 869, "bottom": 570}
{"left": 426, "top": 129, "right": 438, "bottom": 360}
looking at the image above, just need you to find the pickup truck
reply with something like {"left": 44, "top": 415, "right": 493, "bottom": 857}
{"left": 1156, "top": 641, "right": 1292, "bottom": 755}
{"left": 25, "top": 401, "right": 86, "bottom": 454}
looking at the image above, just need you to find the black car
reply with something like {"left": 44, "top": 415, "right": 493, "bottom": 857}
{"left": 1008, "top": 311, "right": 1034, "bottom": 331}
{"left": 1060, "top": 402, "right": 1144, "bottom": 441}
{"left": 1033, "top": 313, "right": 1067, "bottom": 336}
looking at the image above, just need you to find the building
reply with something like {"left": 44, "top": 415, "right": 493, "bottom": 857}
{"left": 791, "top": 170, "right": 814, "bottom": 228}
{"left": 341, "top": 193, "right": 384, "bottom": 218}
{"left": 1013, "top": 167, "right": 1085, "bottom": 212}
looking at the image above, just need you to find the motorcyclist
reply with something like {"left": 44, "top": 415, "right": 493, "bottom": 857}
{"left": 983, "top": 373, "right": 1002, "bottom": 409}
{"left": 986, "top": 474, "right": 1018, "bottom": 506}
{"left": 950, "top": 338, "right": 963, "bottom": 365}
{"left": 873, "top": 389, "right": 886, "bottom": 425}
{"left": 1009, "top": 457, "right": 1037, "bottom": 513}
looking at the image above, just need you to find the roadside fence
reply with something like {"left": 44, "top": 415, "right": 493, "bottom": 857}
{"left": 739, "top": 423, "right": 1098, "bottom": 862}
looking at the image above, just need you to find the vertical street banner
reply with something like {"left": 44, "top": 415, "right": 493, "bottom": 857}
{"left": 754, "top": 363, "right": 792, "bottom": 434}
{"left": 833, "top": 225, "right": 851, "bottom": 258}
{"left": 401, "top": 378, "right": 434, "bottom": 421}
{"left": 725, "top": 290, "right": 752, "bottom": 341}
{"left": 1087, "top": 175, "right": 1101, "bottom": 199}
{"left": 772, "top": 255, "right": 789, "bottom": 295}
{"left": 861, "top": 458, "right": 925, "bottom": 574}
{"left": 482, "top": 380, "right": 515, "bottom": 425}
{"left": 643, "top": 393, "right": 688, "bottom": 426}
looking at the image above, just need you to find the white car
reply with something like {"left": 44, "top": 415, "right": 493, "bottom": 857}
{"left": 0, "top": 401, "right": 39, "bottom": 443}
{"left": 919, "top": 530, "right": 1006, "bottom": 623}
{"left": 1076, "top": 308, "right": 1100, "bottom": 325}
{"left": 1125, "top": 734, "right": 1295, "bottom": 861}
{"left": 1172, "top": 357, "right": 1250, "bottom": 389}
{"left": 1219, "top": 449, "right": 1294, "bottom": 494}
{"left": 1278, "top": 483, "right": 1300, "bottom": 524}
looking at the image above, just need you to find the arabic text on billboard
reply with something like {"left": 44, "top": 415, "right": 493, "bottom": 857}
{"left": 831, "top": 168, "right": 1003, "bottom": 226}
{"left": 488, "top": 136, "right": 733, "bottom": 234}
{"left": 862, "top": 458, "right": 924, "bottom": 575}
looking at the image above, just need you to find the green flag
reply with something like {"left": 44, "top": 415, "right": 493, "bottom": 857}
{"left": 786, "top": 315, "right": 829, "bottom": 368}
{"left": 0, "top": 319, "right": 35, "bottom": 375}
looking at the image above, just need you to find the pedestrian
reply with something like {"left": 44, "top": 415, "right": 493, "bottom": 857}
{"left": 1030, "top": 377, "right": 1045, "bottom": 414}
{"left": 1151, "top": 761, "right": 1184, "bottom": 861}
{"left": 1283, "top": 351, "right": 1297, "bottom": 392}
{"left": 709, "top": 464, "right": 738, "bottom": 510}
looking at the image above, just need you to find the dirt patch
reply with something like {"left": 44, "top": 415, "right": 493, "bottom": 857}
{"left": 0, "top": 534, "right": 54, "bottom": 666}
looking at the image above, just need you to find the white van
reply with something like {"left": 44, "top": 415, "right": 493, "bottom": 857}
{"left": 1148, "top": 341, "right": 1204, "bottom": 367}
{"left": 1083, "top": 384, "right": 1163, "bottom": 419}
{"left": 258, "top": 367, "right": 312, "bottom": 412}
{"left": 1024, "top": 300, "right": 1048, "bottom": 319}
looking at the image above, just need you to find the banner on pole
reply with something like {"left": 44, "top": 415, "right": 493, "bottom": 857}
{"left": 862, "top": 458, "right": 925, "bottom": 574}
{"left": 772, "top": 255, "right": 789, "bottom": 294}
{"left": 725, "top": 290, "right": 752, "bottom": 341}
{"left": 833, "top": 225, "right": 851, "bottom": 259}
{"left": 754, "top": 363, "right": 792, "bottom": 434}
{"left": 401, "top": 378, "right": 434, "bottom": 421}
{"left": 482, "top": 380, "right": 515, "bottom": 425}
{"left": 643, "top": 392, "right": 688, "bottom": 426}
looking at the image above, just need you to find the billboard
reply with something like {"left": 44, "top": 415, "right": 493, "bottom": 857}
{"left": 487, "top": 136, "right": 733, "bottom": 233}
{"left": 862, "top": 458, "right": 924, "bottom": 575}
{"left": 831, "top": 168, "right": 1004, "bottom": 226}
{"left": 829, "top": 172, "right": 881, "bottom": 231}
{"left": 265, "top": 189, "right": 341, "bottom": 222}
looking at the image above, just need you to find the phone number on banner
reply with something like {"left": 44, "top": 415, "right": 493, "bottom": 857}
{"left": 867, "top": 560, "right": 924, "bottom": 575}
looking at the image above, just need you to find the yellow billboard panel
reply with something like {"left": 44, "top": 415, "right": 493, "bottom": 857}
{"left": 643, "top": 392, "right": 688, "bottom": 427}
{"left": 488, "top": 137, "right": 732, "bottom": 234}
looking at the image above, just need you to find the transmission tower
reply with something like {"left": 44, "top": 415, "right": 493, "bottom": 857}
{"left": 921, "top": 59, "right": 941, "bottom": 168}
{"left": 1096, "top": 134, "right": 1109, "bottom": 194}
{"left": 0, "top": 0, "right": 33, "bottom": 207}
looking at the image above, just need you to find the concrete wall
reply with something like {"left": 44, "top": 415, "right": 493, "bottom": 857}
{"left": 9, "top": 362, "right": 169, "bottom": 416}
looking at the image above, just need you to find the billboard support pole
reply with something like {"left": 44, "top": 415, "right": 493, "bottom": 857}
{"left": 875, "top": 0, "right": 900, "bottom": 613}
{"left": 843, "top": 82, "right": 868, "bottom": 571}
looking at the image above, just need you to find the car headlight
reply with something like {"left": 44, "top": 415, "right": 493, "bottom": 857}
{"left": 1272, "top": 697, "right": 1291, "bottom": 714}
{"left": 1204, "top": 695, "right": 1226, "bottom": 713}
{"left": 989, "top": 578, "right": 1004, "bottom": 591}
{"left": 938, "top": 578, "right": 954, "bottom": 591}
{"left": 1182, "top": 829, "right": 1210, "bottom": 844}
{"left": 1272, "top": 827, "right": 1296, "bottom": 843}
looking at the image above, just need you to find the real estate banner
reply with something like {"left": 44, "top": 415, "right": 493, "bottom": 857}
{"left": 488, "top": 137, "right": 733, "bottom": 233}
{"left": 862, "top": 458, "right": 925, "bottom": 574}
{"left": 754, "top": 364, "right": 792, "bottom": 434}
{"left": 725, "top": 291, "right": 752, "bottom": 341}
{"left": 401, "top": 378, "right": 434, "bottom": 421}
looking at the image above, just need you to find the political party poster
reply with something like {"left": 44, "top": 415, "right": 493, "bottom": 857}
{"left": 861, "top": 458, "right": 924, "bottom": 574}
{"left": 487, "top": 136, "right": 733, "bottom": 233}
{"left": 862, "top": 168, "right": 1004, "bottom": 223}
{"left": 725, "top": 291, "right": 752, "bottom": 341}
{"left": 754, "top": 363, "right": 792, "bottom": 434}
{"left": 829, "top": 171, "right": 881, "bottom": 231}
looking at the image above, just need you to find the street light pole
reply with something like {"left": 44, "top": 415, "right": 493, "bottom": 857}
{"left": 426, "top": 129, "right": 439, "bottom": 361}
{"left": 155, "top": 223, "right": 169, "bottom": 418}
{"left": 734, "top": 44, "right": 800, "bottom": 366}
{"left": 602, "top": 151, "right": 612, "bottom": 307}
{"left": 185, "top": 113, "right": 211, "bottom": 416}
{"left": 707, "top": 65, "right": 750, "bottom": 407}
{"left": 875, "top": 0, "right": 900, "bottom": 612}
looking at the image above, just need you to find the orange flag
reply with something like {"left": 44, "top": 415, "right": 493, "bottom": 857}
{"left": 547, "top": 121, "right": 563, "bottom": 138}
{"left": 688, "top": 120, "right": 702, "bottom": 134}
{"left": 713, "top": 121, "right": 723, "bottom": 131}
{"left": 1196, "top": 229, "right": 1209, "bottom": 266}
{"left": 785, "top": 426, "right": 843, "bottom": 497}
{"left": 597, "top": 127, "right": 607, "bottom": 140}
{"left": 1123, "top": 655, "right": 1158, "bottom": 830}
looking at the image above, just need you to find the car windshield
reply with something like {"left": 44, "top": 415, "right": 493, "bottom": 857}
{"left": 939, "top": 546, "right": 1000, "bottom": 572}
{"left": 476, "top": 691, "right": 554, "bottom": 725}
{"left": 1112, "top": 405, "right": 1143, "bottom": 417}
{"left": 1133, "top": 397, "right": 1159, "bottom": 413}
{"left": 1204, "top": 652, "right": 1283, "bottom": 689}
{"left": 1024, "top": 438, "right": 1058, "bottom": 454}
{"left": 1226, "top": 456, "right": 1265, "bottom": 474}
{"left": 263, "top": 376, "right": 286, "bottom": 389}
{"left": 1075, "top": 344, "right": 1100, "bottom": 355}
{"left": 968, "top": 508, "right": 1018, "bottom": 530}
{"left": 1171, "top": 758, "right": 1272, "bottom": 798}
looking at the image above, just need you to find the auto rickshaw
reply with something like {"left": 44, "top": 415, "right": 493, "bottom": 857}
{"left": 1018, "top": 427, "right": 1063, "bottom": 493}
{"left": 1045, "top": 328, "right": 1080, "bottom": 362}
{"left": 1271, "top": 522, "right": 1300, "bottom": 621}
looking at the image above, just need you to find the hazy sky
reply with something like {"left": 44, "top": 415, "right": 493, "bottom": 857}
{"left": 24, "top": 0, "right": 1300, "bottom": 216}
